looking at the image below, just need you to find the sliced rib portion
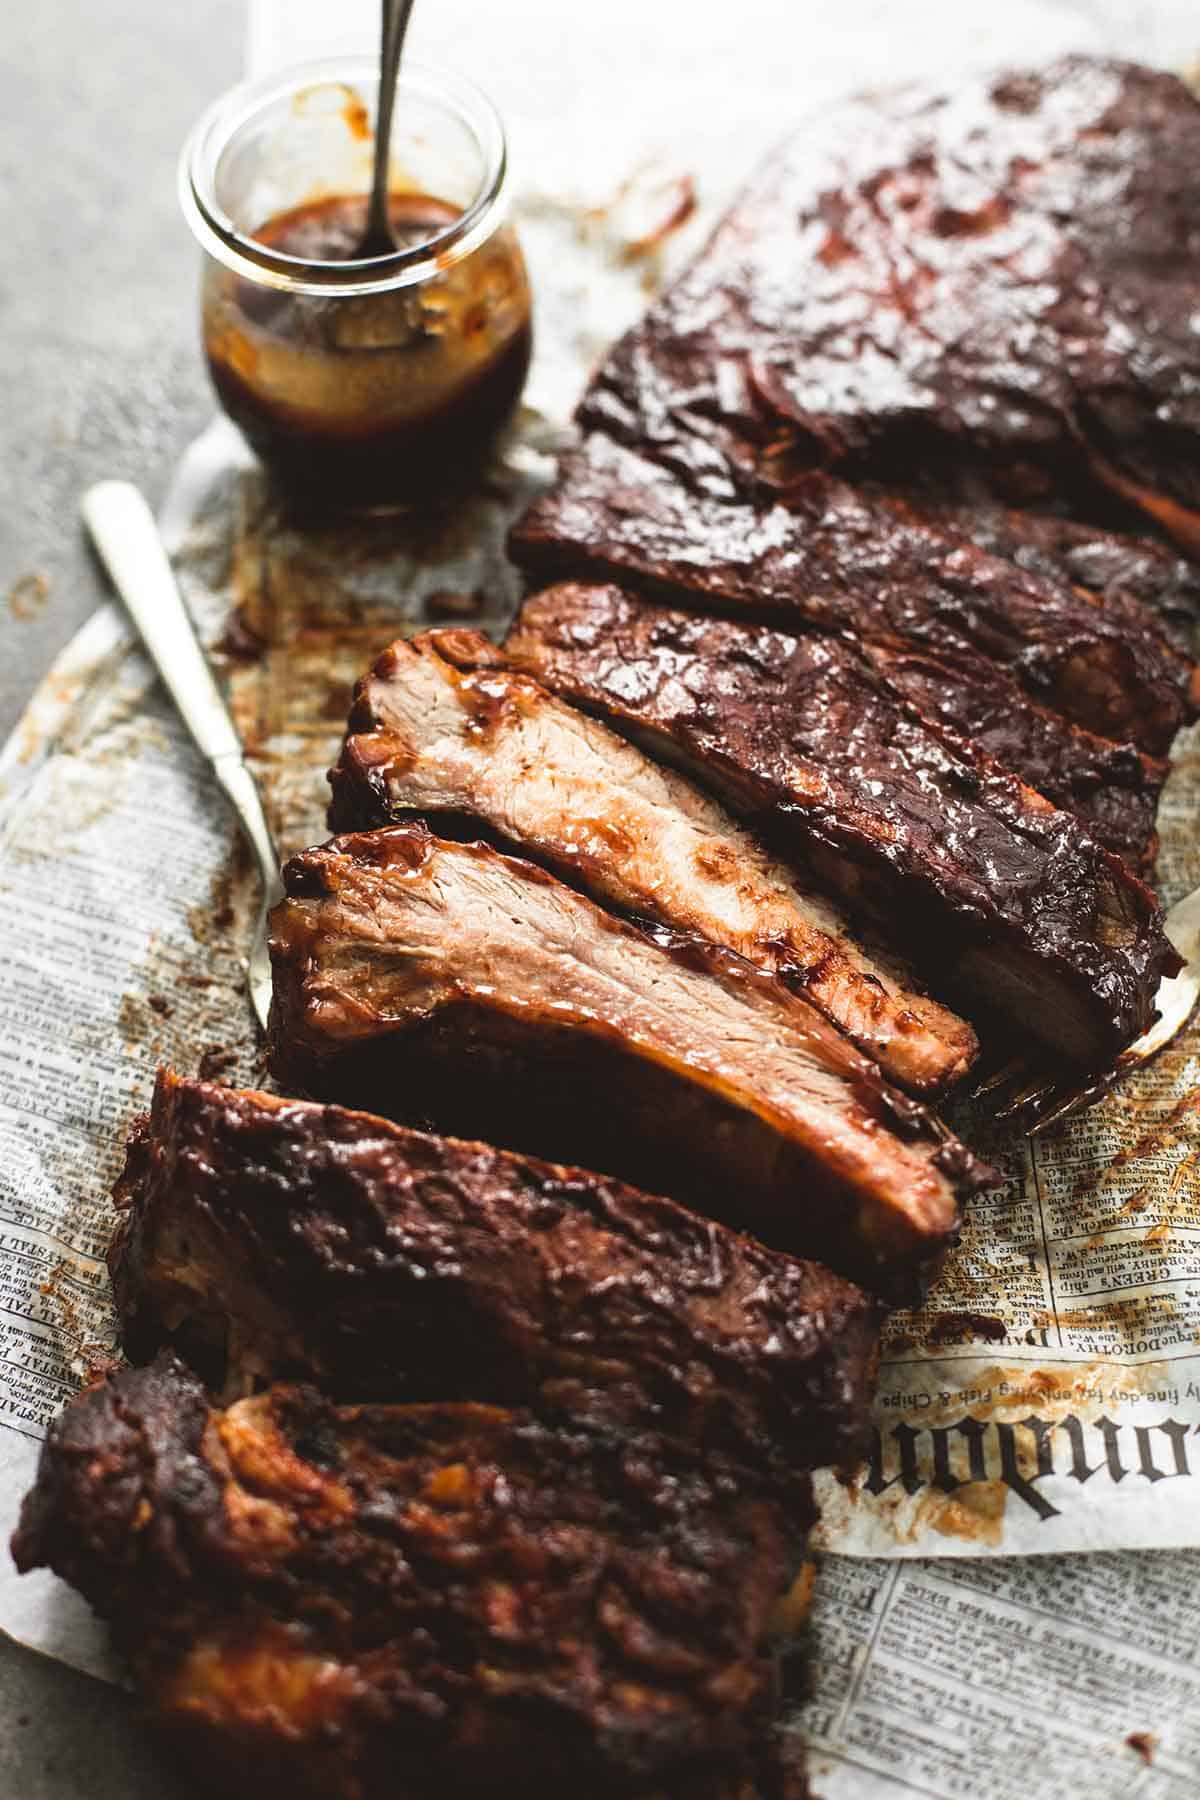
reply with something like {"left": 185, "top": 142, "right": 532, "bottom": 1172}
{"left": 505, "top": 583, "right": 1178, "bottom": 1069}
{"left": 857, "top": 639, "right": 1167, "bottom": 874}
{"left": 267, "top": 824, "right": 984, "bottom": 1289}
{"left": 111, "top": 1070, "right": 880, "bottom": 1486}
{"left": 867, "top": 469, "right": 1200, "bottom": 660}
{"left": 510, "top": 433, "right": 1197, "bottom": 757}
{"left": 12, "top": 1355, "right": 795, "bottom": 1800}
{"left": 578, "top": 56, "right": 1200, "bottom": 553}
{"left": 327, "top": 629, "right": 977, "bottom": 1094}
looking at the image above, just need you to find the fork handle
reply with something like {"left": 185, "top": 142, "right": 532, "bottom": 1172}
{"left": 81, "top": 480, "right": 282, "bottom": 901}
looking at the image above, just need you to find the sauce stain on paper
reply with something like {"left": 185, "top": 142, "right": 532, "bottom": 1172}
{"left": 8, "top": 572, "right": 49, "bottom": 621}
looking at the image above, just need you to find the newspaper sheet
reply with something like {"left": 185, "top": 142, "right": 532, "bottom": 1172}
{"left": 811, "top": 739, "right": 1200, "bottom": 1553}
{"left": 3, "top": 0, "right": 1200, "bottom": 1791}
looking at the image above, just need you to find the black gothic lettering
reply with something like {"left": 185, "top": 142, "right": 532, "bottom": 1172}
{"left": 995, "top": 1416, "right": 1060, "bottom": 1522}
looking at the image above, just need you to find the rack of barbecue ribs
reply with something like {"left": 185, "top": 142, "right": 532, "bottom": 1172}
{"left": 19, "top": 1076, "right": 857, "bottom": 1797}
{"left": 267, "top": 821, "right": 988, "bottom": 1291}
{"left": 15, "top": 54, "right": 1200, "bottom": 1800}
{"left": 112, "top": 1072, "right": 880, "bottom": 1490}
{"left": 501, "top": 55, "right": 1200, "bottom": 1075}
{"left": 13, "top": 1355, "right": 807, "bottom": 1800}
{"left": 328, "top": 631, "right": 978, "bottom": 1095}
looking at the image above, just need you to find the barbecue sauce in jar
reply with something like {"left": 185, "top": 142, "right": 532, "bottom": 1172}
{"left": 202, "top": 190, "right": 532, "bottom": 509}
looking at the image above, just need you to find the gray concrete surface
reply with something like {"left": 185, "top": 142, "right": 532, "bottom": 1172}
{"left": 0, "top": 7, "right": 238, "bottom": 1789}
{"left": 0, "top": 1, "right": 240, "bottom": 751}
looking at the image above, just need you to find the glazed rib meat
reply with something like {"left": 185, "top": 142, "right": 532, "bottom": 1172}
{"left": 510, "top": 433, "right": 1197, "bottom": 758}
{"left": 505, "top": 583, "right": 1178, "bottom": 1068}
{"left": 267, "top": 822, "right": 985, "bottom": 1288}
{"left": 856, "top": 638, "right": 1167, "bottom": 874}
{"left": 578, "top": 56, "right": 1200, "bottom": 554}
{"left": 327, "top": 629, "right": 977, "bottom": 1094}
{"left": 868, "top": 467, "right": 1200, "bottom": 660}
{"left": 111, "top": 1070, "right": 880, "bottom": 1487}
{"left": 12, "top": 1355, "right": 797, "bottom": 1800}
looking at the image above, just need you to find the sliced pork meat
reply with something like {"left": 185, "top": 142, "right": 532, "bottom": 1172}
{"left": 505, "top": 583, "right": 1178, "bottom": 1069}
{"left": 12, "top": 1355, "right": 797, "bottom": 1800}
{"left": 578, "top": 56, "right": 1200, "bottom": 555}
{"left": 867, "top": 467, "right": 1200, "bottom": 660}
{"left": 327, "top": 629, "right": 977, "bottom": 1094}
{"left": 510, "top": 433, "right": 1197, "bottom": 758}
{"left": 111, "top": 1070, "right": 881, "bottom": 1487}
{"left": 267, "top": 823, "right": 987, "bottom": 1289}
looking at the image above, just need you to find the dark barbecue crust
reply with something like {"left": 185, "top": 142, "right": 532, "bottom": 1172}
{"left": 510, "top": 433, "right": 1198, "bottom": 760}
{"left": 577, "top": 56, "right": 1200, "bottom": 547}
{"left": 12, "top": 1355, "right": 799, "bottom": 1800}
{"left": 865, "top": 467, "right": 1200, "bottom": 660}
{"left": 857, "top": 637, "right": 1167, "bottom": 874}
{"left": 110, "top": 1070, "right": 881, "bottom": 1492}
{"left": 504, "top": 583, "right": 1178, "bottom": 1068}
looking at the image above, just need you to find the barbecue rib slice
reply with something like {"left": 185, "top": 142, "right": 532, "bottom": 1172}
{"left": 867, "top": 468, "right": 1200, "bottom": 661}
{"left": 856, "top": 639, "right": 1166, "bottom": 874}
{"left": 327, "top": 630, "right": 977, "bottom": 1094}
{"left": 505, "top": 583, "right": 1178, "bottom": 1068}
{"left": 111, "top": 1070, "right": 880, "bottom": 1488}
{"left": 510, "top": 433, "right": 1197, "bottom": 758}
{"left": 577, "top": 56, "right": 1200, "bottom": 555}
{"left": 267, "top": 823, "right": 984, "bottom": 1289}
{"left": 12, "top": 1355, "right": 797, "bottom": 1800}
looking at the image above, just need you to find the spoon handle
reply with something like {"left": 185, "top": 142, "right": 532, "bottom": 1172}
{"left": 365, "top": 0, "right": 420, "bottom": 244}
{"left": 80, "top": 479, "right": 282, "bottom": 905}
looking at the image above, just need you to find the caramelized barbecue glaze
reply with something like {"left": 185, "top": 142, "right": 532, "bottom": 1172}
{"left": 578, "top": 57, "right": 1200, "bottom": 547}
{"left": 111, "top": 1071, "right": 880, "bottom": 1489}
{"left": 13, "top": 1355, "right": 799, "bottom": 1800}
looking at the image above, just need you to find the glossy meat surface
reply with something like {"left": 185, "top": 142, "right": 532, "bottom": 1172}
{"left": 579, "top": 57, "right": 1200, "bottom": 548}
{"left": 511, "top": 433, "right": 1197, "bottom": 758}
{"left": 857, "top": 637, "right": 1167, "bottom": 874}
{"left": 505, "top": 583, "right": 1178, "bottom": 1068}
{"left": 267, "top": 823, "right": 984, "bottom": 1289}
{"left": 327, "top": 629, "right": 976, "bottom": 1094}
{"left": 868, "top": 467, "right": 1200, "bottom": 660}
{"left": 12, "top": 1356, "right": 797, "bottom": 1800}
{"left": 111, "top": 1071, "right": 880, "bottom": 1487}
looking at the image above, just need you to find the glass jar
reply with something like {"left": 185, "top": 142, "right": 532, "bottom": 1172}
{"left": 180, "top": 57, "right": 532, "bottom": 511}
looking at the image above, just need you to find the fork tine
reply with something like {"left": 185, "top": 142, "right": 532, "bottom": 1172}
{"left": 965, "top": 935, "right": 1199, "bottom": 1133}
{"left": 968, "top": 1054, "right": 1026, "bottom": 1100}
{"left": 1025, "top": 1086, "right": 1089, "bottom": 1137}
{"left": 1028, "top": 1064, "right": 1121, "bottom": 1136}
{"left": 992, "top": 1075, "right": 1058, "bottom": 1124}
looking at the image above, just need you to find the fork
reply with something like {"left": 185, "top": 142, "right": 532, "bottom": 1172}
{"left": 968, "top": 884, "right": 1200, "bottom": 1134}
{"left": 81, "top": 480, "right": 282, "bottom": 1033}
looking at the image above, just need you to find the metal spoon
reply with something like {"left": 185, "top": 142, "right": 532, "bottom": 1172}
{"left": 81, "top": 480, "right": 282, "bottom": 1034}
{"left": 355, "top": 0, "right": 420, "bottom": 258}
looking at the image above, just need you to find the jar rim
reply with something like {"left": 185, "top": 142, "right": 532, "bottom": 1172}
{"left": 180, "top": 55, "right": 509, "bottom": 298}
